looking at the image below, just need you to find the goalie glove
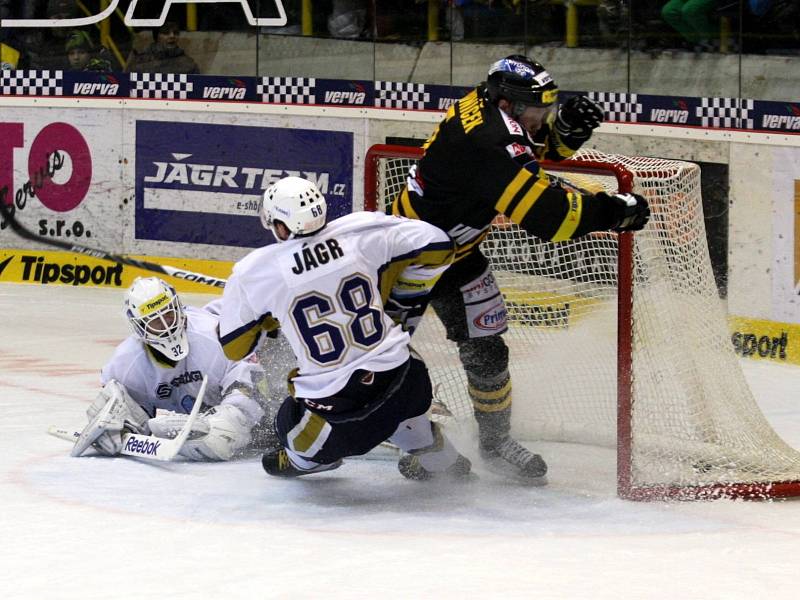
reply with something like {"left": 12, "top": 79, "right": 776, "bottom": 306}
{"left": 599, "top": 191, "right": 651, "bottom": 232}
{"left": 71, "top": 380, "right": 150, "bottom": 457}
{"left": 555, "top": 95, "right": 604, "bottom": 141}
{"left": 170, "top": 404, "right": 252, "bottom": 461}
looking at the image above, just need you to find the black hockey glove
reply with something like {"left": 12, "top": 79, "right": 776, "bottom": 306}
{"left": 598, "top": 192, "right": 651, "bottom": 232}
{"left": 555, "top": 95, "right": 604, "bottom": 140}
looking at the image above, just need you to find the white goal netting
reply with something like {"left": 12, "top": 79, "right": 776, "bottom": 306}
{"left": 368, "top": 145, "right": 800, "bottom": 499}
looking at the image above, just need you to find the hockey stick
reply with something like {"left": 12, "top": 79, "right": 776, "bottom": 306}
{"left": 49, "top": 375, "right": 208, "bottom": 461}
{"left": 0, "top": 201, "right": 227, "bottom": 288}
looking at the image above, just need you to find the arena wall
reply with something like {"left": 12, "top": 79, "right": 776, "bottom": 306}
{"left": 1, "top": 96, "right": 799, "bottom": 362}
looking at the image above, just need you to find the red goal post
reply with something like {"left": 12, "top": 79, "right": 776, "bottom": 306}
{"left": 365, "top": 143, "right": 800, "bottom": 501}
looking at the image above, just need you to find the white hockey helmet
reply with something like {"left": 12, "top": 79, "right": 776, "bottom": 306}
{"left": 123, "top": 277, "right": 189, "bottom": 360}
{"left": 260, "top": 176, "right": 327, "bottom": 241}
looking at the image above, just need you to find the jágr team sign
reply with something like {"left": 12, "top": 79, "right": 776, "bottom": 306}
{"left": 1, "top": 0, "right": 286, "bottom": 27}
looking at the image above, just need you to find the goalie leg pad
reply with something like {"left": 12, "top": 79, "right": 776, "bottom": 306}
{"left": 72, "top": 380, "right": 150, "bottom": 457}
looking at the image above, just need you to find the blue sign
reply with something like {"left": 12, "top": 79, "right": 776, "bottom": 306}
{"left": 134, "top": 121, "right": 353, "bottom": 248}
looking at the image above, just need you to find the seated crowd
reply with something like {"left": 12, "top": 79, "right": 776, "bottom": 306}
{"left": 1, "top": 0, "right": 798, "bottom": 74}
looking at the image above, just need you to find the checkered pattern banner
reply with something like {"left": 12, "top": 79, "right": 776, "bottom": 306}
{"left": 697, "top": 97, "right": 754, "bottom": 128}
{"left": 130, "top": 73, "right": 192, "bottom": 99}
{"left": 0, "top": 70, "right": 63, "bottom": 96}
{"left": 258, "top": 77, "right": 315, "bottom": 104}
{"left": 375, "top": 81, "right": 429, "bottom": 110}
{"left": 588, "top": 92, "right": 643, "bottom": 123}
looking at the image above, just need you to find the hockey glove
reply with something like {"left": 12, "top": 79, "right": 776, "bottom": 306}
{"left": 385, "top": 296, "right": 427, "bottom": 336}
{"left": 599, "top": 192, "right": 651, "bottom": 232}
{"left": 555, "top": 95, "right": 604, "bottom": 140}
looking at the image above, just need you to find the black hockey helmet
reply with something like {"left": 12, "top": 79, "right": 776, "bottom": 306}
{"left": 485, "top": 55, "right": 559, "bottom": 108}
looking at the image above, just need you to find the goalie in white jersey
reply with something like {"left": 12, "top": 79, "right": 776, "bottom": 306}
{"left": 71, "top": 276, "right": 268, "bottom": 461}
{"left": 217, "top": 176, "right": 472, "bottom": 480}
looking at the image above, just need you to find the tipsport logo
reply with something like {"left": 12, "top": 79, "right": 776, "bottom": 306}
{"left": 2, "top": 1, "right": 286, "bottom": 27}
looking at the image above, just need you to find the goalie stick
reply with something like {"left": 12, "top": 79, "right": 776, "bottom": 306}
{"left": 48, "top": 375, "right": 208, "bottom": 462}
{"left": 0, "top": 201, "right": 227, "bottom": 289}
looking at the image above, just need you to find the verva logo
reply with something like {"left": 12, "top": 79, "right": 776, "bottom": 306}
{"left": 1, "top": 0, "right": 286, "bottom": 27}
{"left": 73, "top": 82, "right": 120, "bottom": 96}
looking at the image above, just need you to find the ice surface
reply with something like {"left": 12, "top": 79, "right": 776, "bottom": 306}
{"left": 2, "top": 284, "right": 799, "bottom": 599}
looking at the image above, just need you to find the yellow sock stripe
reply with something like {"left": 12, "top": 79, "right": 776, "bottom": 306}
{"left": 494, "top": 169, "right": 532, "bottom": 214}
{"left": 551, "top": 191, "right": 584, "bottom": 242}
{"left": 469, "top": 381, "right": 512, "bottom": 413}
{"left": 473, "top": 396, "right": 513, "bottom": 413}
{"left": 289, "top": 411, "right": 328, "bottom": 454}
{"left": 509, "top": 174, "right": 549, "bottom": 224}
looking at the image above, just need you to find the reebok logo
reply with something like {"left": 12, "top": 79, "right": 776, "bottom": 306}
{"left": 124, "top": 436, "right": 161, "bottom": 456}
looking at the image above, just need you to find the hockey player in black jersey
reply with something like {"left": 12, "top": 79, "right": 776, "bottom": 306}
{"left": 391, "top": 54, "right": 650, "bottom": 482}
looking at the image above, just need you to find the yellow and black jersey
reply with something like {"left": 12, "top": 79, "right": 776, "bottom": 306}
{"left": 391, "top": 85, "right": 614, "bottom": 261}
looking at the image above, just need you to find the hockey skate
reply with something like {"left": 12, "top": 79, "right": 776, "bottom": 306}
{"left": 480, "top": 436, "right": 548, "bottom": 484}
{"left": 261, "top": 448, "right": 342, "bottom": 477}
{"left": 475, "top": 405, "right": 548, "bottom": 484}
{"left": 398, "top": 453, "right": 473, "bottom": 482}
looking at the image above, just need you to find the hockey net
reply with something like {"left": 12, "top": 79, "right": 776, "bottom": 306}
{"left": 365, "top": 143, "right": 800, "bottom": 500}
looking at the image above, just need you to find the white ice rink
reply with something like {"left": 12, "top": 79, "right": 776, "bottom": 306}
{"left": 2, "top": 283, "right": 800, "bottom": 600}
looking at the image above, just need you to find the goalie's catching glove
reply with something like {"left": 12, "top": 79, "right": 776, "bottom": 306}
{"left": 148, "top": 403, "right": 252, "bottom": 461}
{"left": 555, "top": 95, "right": 604, "bottom": 141}
{"left": 598, "top": 192, "right": 651, "bottom": 232}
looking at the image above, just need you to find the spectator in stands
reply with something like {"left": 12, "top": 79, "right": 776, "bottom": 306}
{"left": 126, "top": 20, "right": 199, "bottom": 74}
{"left": 327, "top": 0, "right": 368, "bottom": 39}
{"left": 597, "top": 0, "right": 628, "bottom": 47}
{"left": 25, "top": 0, "right": 77, "bottom": 69}
{"left": 65, "top": 30, "right": 93, "bottom": 71}
{"left": 661, "top": 0, "right": 720, "bottom": 52}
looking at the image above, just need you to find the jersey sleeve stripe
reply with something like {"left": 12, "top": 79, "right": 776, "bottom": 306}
{"left": 287, "top": 411, "right": 331, "bottom": 455}
{"left": 551, "top": 191, "right": 584, "bottom": 242}
{"left": 393, "top": 189, "right": 419, "bottom": 219}
{"left": 453, "top": 230, "right": 491, "bottom": 261}
{"left": 509, "top": 175, "right": 550, "bottom": 224}
{"left": 377, "top": 245, "right": 454, "bottom": 303}
{"left": 494, "top": 169, "right": 532, "bottom": 214}
{"left": 220, "top": 313, "right": 277, "bottom": 361}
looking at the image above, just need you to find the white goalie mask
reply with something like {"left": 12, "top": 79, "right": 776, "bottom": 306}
{"left": 259, "top": 176, "right": 327, "bottom": 242}
{"left": 123, "top": 277, "right": 189, "bottom": 361}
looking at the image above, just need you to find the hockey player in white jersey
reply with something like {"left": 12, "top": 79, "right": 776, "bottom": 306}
{"left": 217, "top": 176, "right": 472, "bottom": 480}
{"left": 71, "top": 276, "right": 268, "bottom": 461}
